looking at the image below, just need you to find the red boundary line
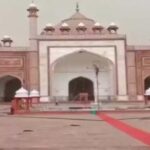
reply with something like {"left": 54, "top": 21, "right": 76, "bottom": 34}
{"left": 98, "top": 113, "right": 150, "bottom": 146}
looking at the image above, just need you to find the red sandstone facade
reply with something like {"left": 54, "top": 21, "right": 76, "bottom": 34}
{"left": 127, "top": 46, "right": 150, "bottom": 100}
{"left": 0, "top": 3, "right": 149, "bottom": 102}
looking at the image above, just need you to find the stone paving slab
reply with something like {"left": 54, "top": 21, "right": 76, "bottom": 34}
{"left": 0, "top": 114, "right": 148, "bottom": 149}
{"left": 0, "top": 147, "right": 149, "bottom": 150}
{"left": 0, "top": 103, "right": 150, "bottom": 149}
{"left": 107, "top": 112, "right": 150, "bottom": 132}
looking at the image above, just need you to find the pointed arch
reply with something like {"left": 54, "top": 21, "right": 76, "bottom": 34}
{"left": 50, "top": 50, "right": 116, "bottom": 101}
{"left": 0, "top": 75, "right": 22, "bottom": 102}
{"left": 69, "top": 76, "right": 94, "bottom": 101}
{"left": 0, "top": 74, "right": 23, "bottom": 83}
{"left": 51, "top": 50, "right": 114, "bottom": 69}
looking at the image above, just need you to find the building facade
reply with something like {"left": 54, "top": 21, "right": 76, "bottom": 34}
{"left": 0, "top": 2, "right": 149, "bottom": 102}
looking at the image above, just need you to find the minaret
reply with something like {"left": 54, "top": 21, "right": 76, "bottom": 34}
{"left": 26, "top": 1, "right": 39, "bottom": 91}
{"left": 27, "top": 1, "right": 39, "bottom": 50}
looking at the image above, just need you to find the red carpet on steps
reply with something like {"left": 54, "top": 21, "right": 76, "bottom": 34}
{"left": 98, "top": 113, "right": 150, "bottom": 146}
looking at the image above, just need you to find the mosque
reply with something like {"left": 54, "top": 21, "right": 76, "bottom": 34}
{"left": 0, "top": 2, "right": 149, "bottom": 103}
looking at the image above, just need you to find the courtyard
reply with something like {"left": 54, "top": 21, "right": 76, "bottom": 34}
{"left": 0, "top": 105, "right": 150, "bottom": 150}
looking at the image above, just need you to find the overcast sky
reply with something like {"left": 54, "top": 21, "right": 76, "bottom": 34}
{"left": 0, "top": 0, "right": 150, "bottom": 46}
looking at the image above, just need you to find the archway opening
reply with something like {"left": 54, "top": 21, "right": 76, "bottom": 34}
{"left": 51, "top": 50, "right": 115, "bottom": 101}
{"left": 0, "top": 75, "right": 21, "bottom": 102}
{"left": 69, "top": 77, "right": 94, "bottom": 101}
{"left": 144, "top": 76, "right": 150, "bottom": 91}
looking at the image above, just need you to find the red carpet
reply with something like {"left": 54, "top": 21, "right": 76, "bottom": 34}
{"left": 98, "top": 113, "right": 150, "bottom": 146}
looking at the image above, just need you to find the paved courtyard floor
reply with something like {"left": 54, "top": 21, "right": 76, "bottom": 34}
{"left": 0, "top": 111, "right": 150, "bottom": 150}
{"left": 0, "top": 103, "right": 150, "bottom": 149}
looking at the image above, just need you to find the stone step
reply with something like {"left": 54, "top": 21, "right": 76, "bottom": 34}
{"left": 29, "top": 102, "right": 150, "bottom": 112}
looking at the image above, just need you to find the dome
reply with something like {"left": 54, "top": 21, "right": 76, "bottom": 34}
{"left": 61, "top": 22, "right": 69, "bottom": 27}
{"left": 3, "top": 35, "right": 11, "bottom": 40}
{"left": 61, "top": 12, "right": 94, "bottom": 30}
{"left": 29, "top": 90, "right": 40, "bottom": 97}
{"left": 29, "top": 2, "right": 37, "bottom": 9}
{"left": 109, "top": 22, "right": 117, "bottom": 26}
{"left": 15, "top": 87, "right": 29, "bottom": 98}
{"left": 46, "top": 11, "right": 95, "bottom": 35}
{"left": 76, "top": 22, "right": 87, "bottom": 32}
{"left": 94, "top": 22, "right": 102, "bottom": 27}
{"left": 44, "top": 23, "right": 55, "bottom": 32}
{"left": 60, "top": 22, "right": 70, "bottom": 32}
{"left": 108, "top": 22, "right": 118, "bottom": 29}
{"left": 3, "top": 35, "right": 10, "bottom": 39}
{"left": 41, "top": 8, "right": 108, "bottom": 35}
{"left": 107, "top": 22, "right": 119, "bottom": 33}
{"left": 46, "top": 23, "right": 53, "bottom": 27}
{"left": 92, "top": 22, "right": 104, "bottom": 32}
{"left": 78, "top": 22, "right": 85, "bottom": 27}
{"left": 1, "top": 35, "right": 13, "bottom": 44}
{"left": 27, "top": 2, "right": 39, "bottom": 11}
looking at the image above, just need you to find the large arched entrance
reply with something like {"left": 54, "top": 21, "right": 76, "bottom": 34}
{"left": 69, "top": 77, "right": 94, "bottom": 101}
{"left": 0, "top": 75, "right": 21, "bottom": 102}
{"left": 51, "top": 50, "right": 115, "bottom": 101}
{"left": 144, "top": 76, "right": 150, "bottom": 90}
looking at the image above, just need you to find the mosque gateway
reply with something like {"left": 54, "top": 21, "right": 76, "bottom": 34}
{"left": 0, "top": 2, "right": 149, "bottom": 103}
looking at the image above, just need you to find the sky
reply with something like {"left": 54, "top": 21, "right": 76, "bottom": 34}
{"left": 0, "top": 0, "right": 150, "bottom": 46}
